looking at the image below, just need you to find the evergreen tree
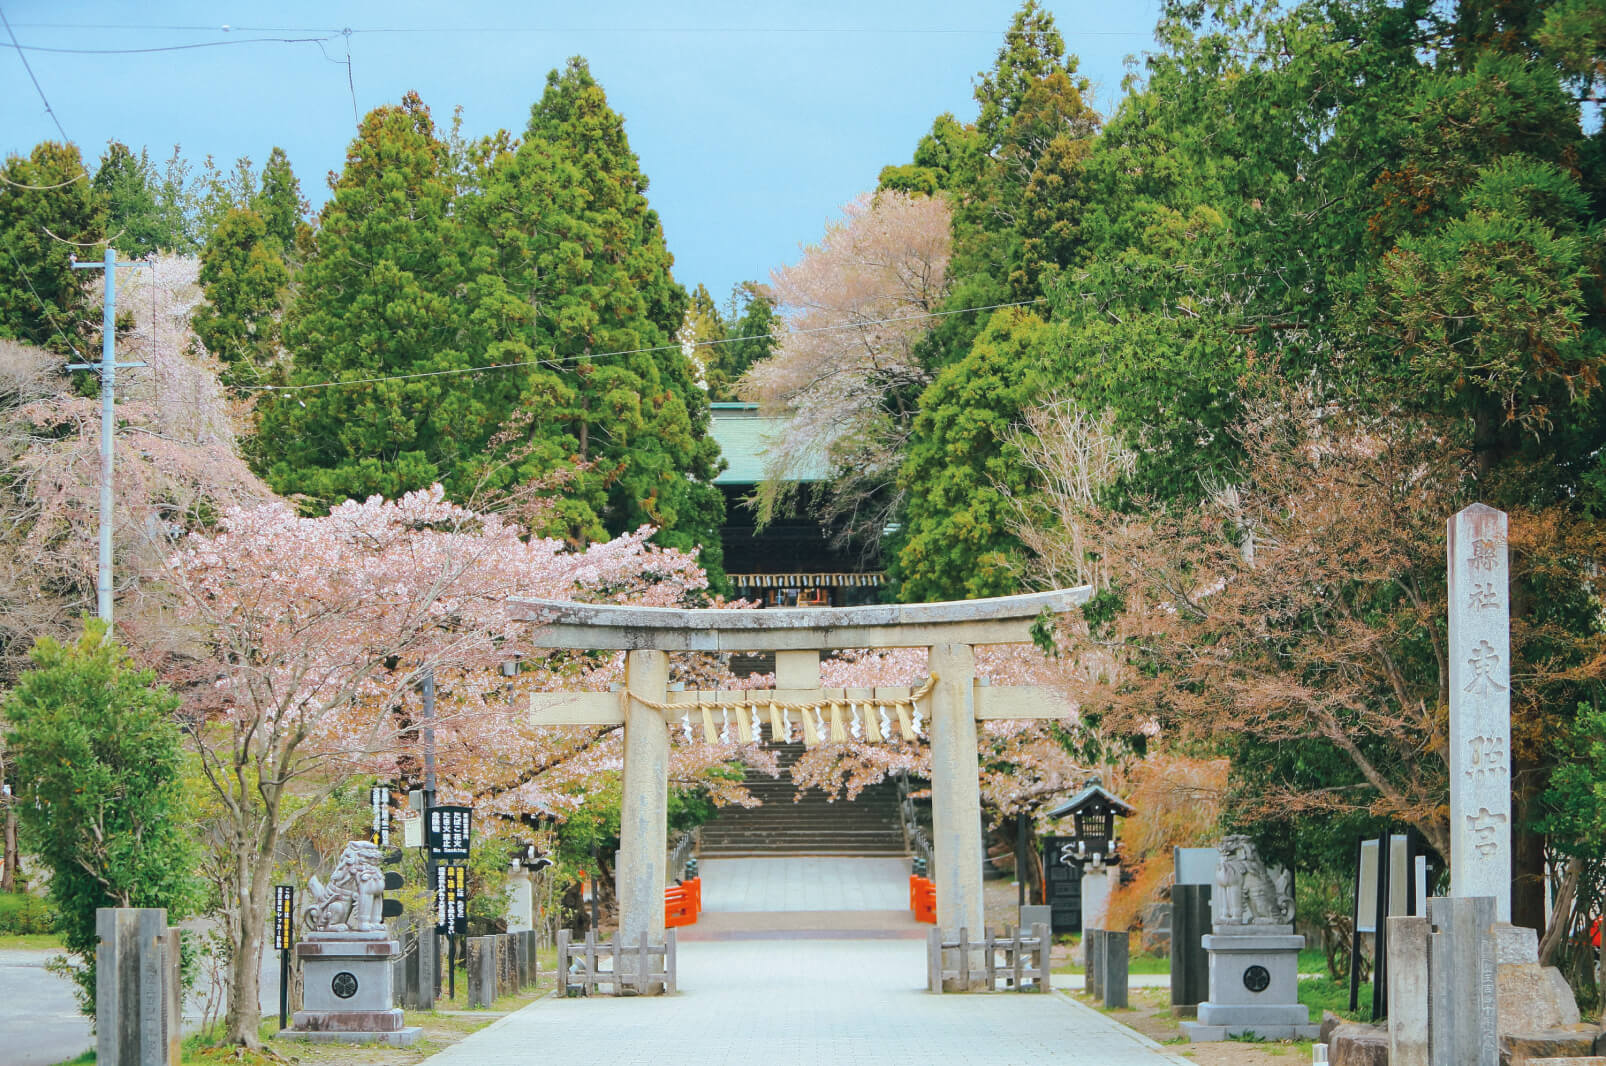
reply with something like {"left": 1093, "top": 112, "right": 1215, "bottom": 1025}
{"left": 465, "top": 58, "right": 724, "bottom": 570}
{"left": 193, "top": 207, "right": 291, "bottom": 387}
{"left": 257, "top": 92, "right": 491, "bottom": 505}
{"left": 0, "top": 142, "right": 106, "bottom": 354}
{"left": 708, "top": 283, "right": 779, "bottom": 401}
{"left": 93, "top": 142, "right": 170, "bottom": 257}
{"left": 2, "top": 621, "right": 200, "bottom": 1009}
{"left": 889, "top": 308, "right": 1054, "bottom": 600}
{"left": 253, "top": 146, "right": 306, "bottom": 256}
{"left": 682, "top": 282, "right": 725, "bottom": 393}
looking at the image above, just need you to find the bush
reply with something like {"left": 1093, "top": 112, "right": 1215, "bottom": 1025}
{"left": 0, "top": 890, "right": 58, "bottom": 934}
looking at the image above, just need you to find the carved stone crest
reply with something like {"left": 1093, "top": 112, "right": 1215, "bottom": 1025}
{"left": 304, "top": 840, "right": 387, "bottom": 933}
{"left": 1214, "top": 834, "right": 1294, "bottom": 925}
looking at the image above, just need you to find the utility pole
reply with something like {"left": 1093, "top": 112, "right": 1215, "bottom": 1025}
{"left": 68, "top": 248, "right": 149, "bottom": 629}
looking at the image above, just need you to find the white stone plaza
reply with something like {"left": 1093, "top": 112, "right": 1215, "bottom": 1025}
{"left": 421, "top": 940, "right": 1188, "bottom": 1066}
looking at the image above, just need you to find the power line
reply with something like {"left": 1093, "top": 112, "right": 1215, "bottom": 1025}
{"left": 0, "top": 3, "right": 70, "bottom": 143}
{"left": 0, "top": 33, "right": 334, "bottom": 55}
{"left": 246, "top": 297, "right": 1046, "bottom": 395}
{"left": 9, "top": 21, "right": 1149, "bottom": 38}
{"left": 0, "top": 170, "right": 85, "bottom": 190}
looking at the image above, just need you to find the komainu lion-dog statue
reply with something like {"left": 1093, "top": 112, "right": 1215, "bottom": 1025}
{"left": 304, "top": 840, "right": 388, "bottom": 933}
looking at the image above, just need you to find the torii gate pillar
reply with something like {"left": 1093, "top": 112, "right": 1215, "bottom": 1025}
{"left": 929, "top": 643, "right": 986, "bottom": 954}
{"left": 619, "top": 649, "right": 670, "bottom": 949}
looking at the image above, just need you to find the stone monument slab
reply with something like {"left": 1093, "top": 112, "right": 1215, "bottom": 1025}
{"left": 1448, "top": 504, "right": 1512, "bottom": 922}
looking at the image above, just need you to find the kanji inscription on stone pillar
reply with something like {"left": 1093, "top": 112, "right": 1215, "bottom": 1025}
{"left": 1447, "top": 503, "right": 1511, "bottom": 922}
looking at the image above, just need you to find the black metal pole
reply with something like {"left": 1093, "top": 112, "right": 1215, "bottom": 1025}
{"left": 279, "top": 947, "right": 289, "bottom": 1030}
{"left": 1348, "top": 835, "right": 1363, "bottom": 1013}
{"left": 1372, "top": 831, "right": 1390, "bottom": 1021}
{"left": 1017, "top": 812, "right": 1028, "bottom": 907}
{"left": 448, "top": 933, "right": 455, "bottom": 1001}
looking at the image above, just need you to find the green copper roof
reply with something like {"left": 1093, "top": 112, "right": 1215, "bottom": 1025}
{"left": 709, "top": 402, "right": 829, "bottom": 485}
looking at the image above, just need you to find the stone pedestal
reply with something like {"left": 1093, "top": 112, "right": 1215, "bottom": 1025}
{"left": 1182, "top": 925, "right": 1320, "bottom": 1042}
{"left": 1080, "top": 861, "right": 1114, "bottom": 931}
{"left": 505, "top": 870, "right": 534, "bottom": 932}
{"left": 278, "top": 932, "right": 420, "bottom": 1047}
{"left": 95, "top": 907, "right": 181, "bottom": 1066}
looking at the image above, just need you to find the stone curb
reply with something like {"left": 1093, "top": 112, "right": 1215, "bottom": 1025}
{"left": 1052, "top": 991, "right": 1194, "bottom": 1064}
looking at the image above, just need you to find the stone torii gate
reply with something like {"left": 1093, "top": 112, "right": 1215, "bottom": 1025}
{"left": 510, "top": 587, "right": 1090, "bottom": 954}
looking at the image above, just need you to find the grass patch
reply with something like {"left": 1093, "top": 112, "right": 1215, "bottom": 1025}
{"left": 1054, "top": 943, "right": 1333, "bottom": 977}
{"left": 1299, "top": 972, "right": 1373, "bottom": 1021}
{"left": 0, "top": 931, "right": 64, "bottom": 950}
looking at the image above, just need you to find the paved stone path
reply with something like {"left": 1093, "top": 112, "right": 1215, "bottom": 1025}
{"left": 698, "top": 856, "right": 911, "bottom": 912}
{"left": 421, "top": 939, "right": 1187, "bottom": 1066}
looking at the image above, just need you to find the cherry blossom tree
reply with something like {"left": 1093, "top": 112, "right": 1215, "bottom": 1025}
{"left": 156, "top": 488, "right": 749, "bottom": 1048}
{"left": 0, "top": 257, "right": 268, "bottom": 680}
{"left": 739, "top": 190, "right": 951, "bottom": 552}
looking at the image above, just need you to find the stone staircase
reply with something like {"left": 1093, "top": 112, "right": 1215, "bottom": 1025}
{"left": 697, "top": 733, "right": 909, "bottom": 858}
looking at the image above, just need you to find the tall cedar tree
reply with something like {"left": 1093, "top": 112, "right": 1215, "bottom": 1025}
{"left": 93, "top": 142, "right": 177, "bottom": 257}
{"left": 0, "top": 143, "right": 106, "bottom": 354}
{"left": 707, "top": 284, "right": 780, "bottom": 401}
{"left": 257, "top": 93, "right": 507, "bottom": 505}
{"left": 193, "top": 207, "right": 291, "bottom": 388}
{"left": 882, "top": 1, "right": 1098, "bottom": 598}
{"left": 464, "top": 58, "right": 724, "bottom": 570}
{"left": 254, "top": 146, "right": 307, "bottom": 254}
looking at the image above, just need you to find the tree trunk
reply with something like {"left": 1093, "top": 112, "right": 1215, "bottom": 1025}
{"left": 0, "top": 748, "right": 15, "bottom": 892}
{"left": 1512, "top": 771, "right": 1548, "bottom": 935}
{"left": 1537, "top": 857, "right": 1578, "bottom": 966}
{"left": 223, "top": 834, "right": 274, "bottom": 1048}
{"left": 2, "top": 807, "right": 15, "bottom": 893}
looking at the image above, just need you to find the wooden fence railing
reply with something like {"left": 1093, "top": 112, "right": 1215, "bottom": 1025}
{"left": 556, "top": 929, "right": 677, "bottom": 996}
{"left": 926, "top": 923, "right": 1051, "bottom": 993}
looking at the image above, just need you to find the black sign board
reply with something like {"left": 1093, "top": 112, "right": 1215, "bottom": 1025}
{"left": 1042, "top": 835, "right": 1084, "bottom": 934}
{"left": 273, "top": 885, "right": 295, "bottom": 950}
{"left": 370, "top": 786, "right": 391, "bottom": 847}
{"left": 434, "top": 862, "right": 468, "bottom": 935}
{"left": 427, "top": 805, "right": 471, "bottom": 859}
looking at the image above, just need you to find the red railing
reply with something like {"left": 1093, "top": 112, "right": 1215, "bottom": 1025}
{"left": 666, "top": 877, "right": 701, "bottom": 928}
{"left": 909, "top": 875, "right": 936, "bottom": 923}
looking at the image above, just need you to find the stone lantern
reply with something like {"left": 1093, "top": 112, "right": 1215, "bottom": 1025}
{"left": 1047, "top": 775, "right": 1133, "bottom": 932}
{"left": 1048, "top": 774, "right": 1133, "bottom": 865}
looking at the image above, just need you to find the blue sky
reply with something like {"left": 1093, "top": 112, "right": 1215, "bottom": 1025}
{"left": 3, "top": 1, "right": 1160, "bottom": 300}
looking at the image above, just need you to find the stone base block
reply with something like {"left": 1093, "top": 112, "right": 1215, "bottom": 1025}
{"left": 276, "top": 1026, "right": 421, "bottom": 1047}
{"left": 1197, "top": 1000, "right": 1310, "bottom": 1027}
{"left": 1180, "top": 1019, "right": 1322, "bottom": 1042}
{"left": 1328, "top": 1022, "right": 1390, "bottom": 1066}
{"left": 1499, "top": 1028, "right": 1599, "bottom": 1065}
{"left": 1499, "top": 963, "right": 1582, "bottom": 1031}
{"left": 1523, "top": 1059, "right": 1606, "bottom": 1066}
{"left": 290, "top": 1007, "right": 406, "bottom": 1032}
